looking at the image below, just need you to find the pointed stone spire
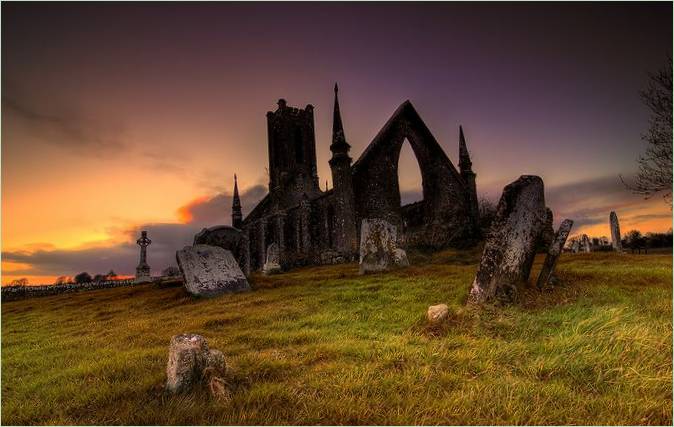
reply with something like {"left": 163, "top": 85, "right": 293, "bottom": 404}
{"left": 330, "top": 83, "right": 350, "bottom": 154}
{"left": 458, "top": 125, "right": 472, "bottom": 173}
{"left": 232, "top": 174, "right": 243, "bottom": 228}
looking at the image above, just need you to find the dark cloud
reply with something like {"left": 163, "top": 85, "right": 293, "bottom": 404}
{"left": 177, "top": 184, "right": 267, "bottom": 224}
{"left": 2, "top": 95, "right": 125, "bottom": 156}
{"left": 2, "top": 185, "right": 267, "bottom": 280}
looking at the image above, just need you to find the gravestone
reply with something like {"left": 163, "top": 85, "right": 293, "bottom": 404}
{"left": 570, "top": 238, "right": 580, "bottom": 253}
{"left": 580, "top": 234, "right": 592, "bottom": 253}
{"left": 359, "top": 219, "right": 408, "bottom": 274}
{"left": 536, "top": 219, "right": 573, "bottom": 288}
{"left": 135, "top": 230, "right": 152, "bottom": 283}
{"left": 610, "top": 211, "right": 622, "bottom": 252}
{"left": 176, "top": 245, "right": 250, "bottom": 297}
{"left": 165, "top": 334, "right": 227, "bottom": 395}
{"left": 468, "top": 175, "right": 547, "bottom": 304}
{"left": 263, "top": 243, "right": 282, "bottom": 275}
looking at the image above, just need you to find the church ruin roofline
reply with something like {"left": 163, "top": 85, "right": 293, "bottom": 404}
{"left": 350, "top": 100, "right": 466, "bottom": 186}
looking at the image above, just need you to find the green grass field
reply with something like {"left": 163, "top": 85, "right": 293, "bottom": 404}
{"left": 2, "top": 250, "right": 672, "bottom": 425}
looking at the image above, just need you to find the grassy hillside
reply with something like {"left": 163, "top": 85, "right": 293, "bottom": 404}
{"left": 2, "top": 250, "right": 672, "bottom": 425}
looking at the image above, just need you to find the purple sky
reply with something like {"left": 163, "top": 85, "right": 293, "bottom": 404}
{"left": 2, "top": 2, "right": 672, "bottom": 282}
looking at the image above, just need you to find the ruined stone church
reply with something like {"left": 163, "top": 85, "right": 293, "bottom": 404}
{"left": 195, "top": 85, "right": 479, "bottom": 273}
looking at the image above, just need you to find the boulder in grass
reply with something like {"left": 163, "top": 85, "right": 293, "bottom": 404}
{"left": 427, "top": 304, "right": 449, "bottom": 323}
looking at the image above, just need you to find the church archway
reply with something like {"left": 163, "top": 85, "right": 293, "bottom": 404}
{"left": 351, "top": 101, "right": 473, "bottom": 248}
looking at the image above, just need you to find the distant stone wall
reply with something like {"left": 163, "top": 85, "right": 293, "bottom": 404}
{"left": 1, "top": 278, "right": 142, "bottom": 301}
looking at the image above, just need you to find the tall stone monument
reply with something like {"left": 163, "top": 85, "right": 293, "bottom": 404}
{"left": 135, "top": 230, "right": 152, "bottom": 283}
{"left": 610, "top": 211, "right": 622, "bottom": 252}
{"left": 468, "top": 175, "right": 546, "bottom": 304}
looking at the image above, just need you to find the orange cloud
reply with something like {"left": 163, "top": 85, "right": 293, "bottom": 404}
{"left": 176, "top": 195, "right": 210, "bottom": 223}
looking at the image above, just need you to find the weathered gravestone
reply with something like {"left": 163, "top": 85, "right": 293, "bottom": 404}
{"left": 468, "top": 175, "right": 546, "bottom": 304}
{"left": 263, "top": 243, "right": 282, "bottom": 275}
{"left": 359, "top": 219, "right": 409, "bottom": 274}
{"left": 536, "top": 219, "right": 573, "bottom": 288}
{"left": 194, "top": 225, "right": 250, "bottom": 276}
{"left": 580, "top": 234, "right": 592, "bottom": 253}
{"left": 165, "top": 334, "right": 227, "bottom": 396}
{"left": 610, "top": 211, "right": 622, "bottom": 252}
{"left": 176, "top": 244, "right": 250, "bottom": 297}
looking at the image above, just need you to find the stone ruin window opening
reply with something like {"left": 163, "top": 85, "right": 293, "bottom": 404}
{"left": 398, "top": 139, "right": 425, "bottom": 231}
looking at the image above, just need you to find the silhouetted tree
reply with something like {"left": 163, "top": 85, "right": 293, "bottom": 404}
{"left": 9, "top": 278, "right": 28, "bottom": 286}
{"left": 92, "top": 274, "right": 107, "bottom": 283}
{"left": 74, "top": 272, "right": 92, "bottom": 284}
{"left": 106, "top": 270, "right": 117, "bottom": 280}
{"left": 621, "top": 59, "right": 673, "bottom": 207}
{"left": 623, "top": 230, "right": 645, "bottom": 250}
{"left": 54, "top": 276, "right": 70, "bottom": 285}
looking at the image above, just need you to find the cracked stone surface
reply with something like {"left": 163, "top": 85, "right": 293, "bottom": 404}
{"left": 468, "top": 175, "right": 546, "bottom": 304}
{"left": 176, "top": 245, "right": 250, "bottom": 297}
{"left": 359, "top": 219, "right": 405, "bottom": 274}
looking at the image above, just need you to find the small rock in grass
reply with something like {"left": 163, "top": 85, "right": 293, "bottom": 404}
{"left": 427, "top": 304, "right": 449, "bottom": 323}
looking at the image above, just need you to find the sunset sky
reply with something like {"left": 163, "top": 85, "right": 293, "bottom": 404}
{"left": 2, "top": 2, "right": 672, "bottom": 284}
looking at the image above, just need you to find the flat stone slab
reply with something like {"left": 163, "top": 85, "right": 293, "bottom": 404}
{"left": 176, "top": 245, "right": 251, "bottom": 297}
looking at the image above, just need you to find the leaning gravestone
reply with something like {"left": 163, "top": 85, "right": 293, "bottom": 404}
{"left": 610, "top": 211, "right": 622, "bottom": 252}
{"left": 176, "top": 244, "right": 250, "bottom": 297}
{"left": 262, "top": 243, "right": 282, "bottom": 275}
{"left": 536, "top": 219, "right": 573, "bottom": 288}
{"left": 359, "top": 219, "right": 408, "bottom": 274}
{"left": 468, "top": 175, "right": 547, "bottom": 304}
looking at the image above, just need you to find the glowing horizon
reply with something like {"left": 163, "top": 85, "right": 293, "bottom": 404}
{"left": 2, "top": 2, "right": 672, "bottom": 285}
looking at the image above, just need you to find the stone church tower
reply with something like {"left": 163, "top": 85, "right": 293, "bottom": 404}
{"left": 265, "top": 99, "right": 321, "bottom": 209}
{"left": 328, "top": 84, "right": 358, "bottom": 256}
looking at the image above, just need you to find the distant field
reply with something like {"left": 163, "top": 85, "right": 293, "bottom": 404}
{"left": 2, "top": 250, "right": 672, "bottom": 425}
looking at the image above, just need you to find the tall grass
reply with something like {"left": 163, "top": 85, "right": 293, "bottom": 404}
{"left": 2, "top": 251, "right": 671, "bottom": 425}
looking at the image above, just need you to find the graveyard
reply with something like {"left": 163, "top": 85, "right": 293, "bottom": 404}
{"left": 2, "top": 249, "right": 671, "bottom": 425}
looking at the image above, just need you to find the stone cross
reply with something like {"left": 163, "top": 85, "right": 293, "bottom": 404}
{"left": 135, "top": 230, "right": 152, "bottom": 283}
{"left": 610, "top": 211, "right": 622, "bottom": 252}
